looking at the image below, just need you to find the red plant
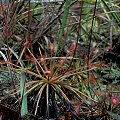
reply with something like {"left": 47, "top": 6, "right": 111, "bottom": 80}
{"left": 1, "top": 4, "right": 8, "bottom": 14}
{"left": 50, "top": 43, "right": 57, "bottom": 55}
{"left": 111, "top": 96, "right": 119, "bottom": 106}
{"left": 23, "top": 41, "right": 32, "bottom": 49}
{"left": 84, "top": 75, "right": 97, "bottom": 85}
{"left": 25, "top": 54, "right": 36, "bottom": 63}
{"left": 67, "top": 42, "right": 77, "bottom": 53}
{"left": 90, "top": 62, "right": 109, "bottom": 68}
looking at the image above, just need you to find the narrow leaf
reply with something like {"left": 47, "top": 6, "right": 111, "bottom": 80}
{"left": 107, "top": 111, "right": 120, "bottom": 120}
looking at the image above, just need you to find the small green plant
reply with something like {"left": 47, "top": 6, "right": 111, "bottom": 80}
{"left": 5, "top": 41, "right": 99, "bottom": 119}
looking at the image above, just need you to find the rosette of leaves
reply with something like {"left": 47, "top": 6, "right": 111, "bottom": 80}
{"left": 7, "top": 42, "right": 98, "bottom": 119}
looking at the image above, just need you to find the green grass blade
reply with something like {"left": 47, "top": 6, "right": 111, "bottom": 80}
{"left": 107, "top": 111, "right": 120, "bottom": 120}
{"left": 9, "top": 47, "right": 28, "bottom": 116}
{"left": 101, "top": 0, "right": 120, "bottom": 27}
{"left": 21, "top": 71, "right": 28, "bottom": 116}
{"left": 58, "top": 0, "right": 71, "bottom": 50}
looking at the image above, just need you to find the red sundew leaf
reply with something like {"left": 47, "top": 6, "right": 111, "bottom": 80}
{"left": 25, "top": 54, "right": 30, "bottom": 59}
{"left": 50, "top": 43, "right": 57, "bottom": 54}
{"left": 12, "top": 35, "right": 22, "bottom": 41}
{"left": 25, "top": 54, "right": 36, "bottom": 63}
{"left": 31, "top": 21, "right": 35, "bottom": 28}
{"left": 23, "top": 41, "right": 29, "bottom": 48}
{"left": 23, "top": 40, "right": 32, "bottom": 48}
{"left": 85, "top": 54, "right": 88, "bottom": 63}
{"left": 40, "top": 56, "right": 46, "bottom": 63}
{"left": 55, "top": 59, "right": 66, "bottom": 68}
{"left": 61, "top": 66, "right": 72, "bottom": 73}
{"left": 100, "top": 63, "right": 109, "bottom": 67}
{"left": 61, "top": 67, "right": 65, "bottom": 72}
{"left": 59, "top": 59, "right": 65, "bottom": 65}
{"left": 63, "top": 68, "right": 73, "bottom": 73}
{"left": 111, "top": 96, "right": 119, "bottom": 106}
{"left": 40, "top": 56, "right": 48, "bottom": 71}
{"left": 1, "top": 4, "right": 8, "bottom": 11}
{"left": 90, "top": 62, "right": 109, "bottom": 68}
{"left": 84, "top": 76, "right": 97, "bottom": 85}
{"left": 67, "top": 42, "right": 77, "bottom": 53}
{"left": 1, "top": 4, "right": 8, "bottom": 20}
{"left": 44, "top": 71, "right": 53, "bottom": 76}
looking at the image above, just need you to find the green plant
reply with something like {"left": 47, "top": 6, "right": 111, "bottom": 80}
{"left": 0, "top": 0, "right": 120, "bottom": 119}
